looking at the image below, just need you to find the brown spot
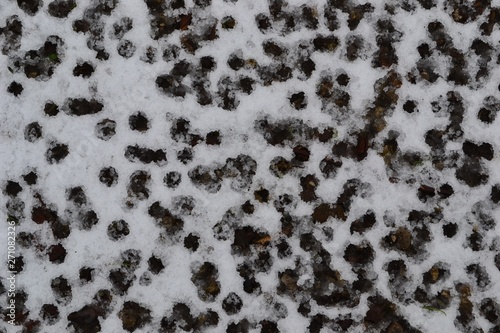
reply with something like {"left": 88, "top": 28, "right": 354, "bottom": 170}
{"left": 179, "top": 14, "right": 192, "bottom": 30}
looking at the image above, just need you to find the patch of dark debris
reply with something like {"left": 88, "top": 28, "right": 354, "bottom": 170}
{"left": 4, "top": 0, "right": 500, "bottom": 332}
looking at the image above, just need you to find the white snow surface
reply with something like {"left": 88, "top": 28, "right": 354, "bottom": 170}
{"left": 1, "top": 0, "right": 500, "bottom": 332}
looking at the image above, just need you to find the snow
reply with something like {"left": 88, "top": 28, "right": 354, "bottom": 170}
{"left": 1, "top": 0, "right": 500, "bottom": 332}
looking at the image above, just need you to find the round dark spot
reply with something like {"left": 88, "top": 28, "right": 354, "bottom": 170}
{"left": 129, "top": 111, "right": 149, "bottom": 132}
{"left": 164, "top": 171, "right": 181, "bottom": 188}
{"left": 256, "top": 13, "right": 271, "bottom": 31}
{"left": 8, "top": 81, "right": 23, "bottom": 96}
{"left": 477, "top": 108, "right": 495, "bottom": 124}
{"left": 320, "top": 156, "right": 342, "bottom": 179}
{"left": 23, "top": 171, "right": 38, "bottom": 185}
{"left": 18, "top": 0, "right": 43, "bottom": 15}
{"left": 111, "top": 17, "right": 133, "bottom": 39}
{"left": 227, "top": 52, "right": 245, "bottom": 71}
{"left": 221, "top": 16, "right": 236, "bottom": 29}
{"left": 45, "top": 142, "right": 69, "bottom": 164}
{"left": 491, "top": 184, "right": 500, "bottom": 204}
{"left": 118, "top": 301, "right": 152, "bottom": 332}
{"left": 222, "top": 292, "right": 243, "bottom": 315}
{"left": 5, "top": 181, "right": 22, "bottom": 197}
{"left": 12, "top": 255, "right": 24, "bottom": 273}
{"left": 191, "top": 262, "right": 220, "bottom": 301}
{"left": 51, "top": 276, "right": 72, "bottom": 304}
{"left": 468, "top": 230, "right": 484, "bottom": 251}
{"left": 73, "top": 61, "right": 94, "bottom": 78}
{"left": 403, "top": 100, "right": 417, "bottom": 113}
{"left": 343, "top": 243, "right": 375, "bottom": 265}
{"left": 141, "top": 46, "right": 157, "bottom": 64}
{"left": 48, "top": 244, "right": 67, "bottom": 264}
{"left": 107, "top": 220, "right": 130, "bottom": 241}
{"left": 127, "top": 170, "right": 151, "bottom": 200}
{"left": 44, "top": 101, "right": 59, "bottom": 116}
{"left": 289, "top": 92, "right": 307, "bottom": 110}
{"left": 254, "top": 188, "right": 270, "bottom": 203}
{"left": 79, "top": 267, "right": 94, "bottom": 282}
{"left": 242, "top": 200, "right": 255, "bottom": 214}
{"left": 24, "top": 122, "right": 42, "bottom": 142}
{"left": 293, "top": 145, "right": 310, "bottom": 162}
{"left": 47, "top": 0, "right": 76, "bottom": 18}
{"left": 205, "top": 131, "right": 221, "bottom": 145}
{"left": 177, "top": 148, "right": 194, "bottom": 164}
{"left": 263, "top": 40, "right": 285, "bottom": 58}
{"left": 456, "top": 158, "right": 489, "bottom": 187}
{"left": 200, "top": 56, "right": 216, "bottom": 72}
{"left": 336, "top": 73, "right": 350, "bottom": 86}
{"left": 184, "top": 233, "right": 200, "bottom": 252}
{"left": 99, "top": 167, "right": 119, "bottom": 187}
{"left": 163, "top": 44, "right": 181, "bottom": 62}
{"left": 117, "top": 39, "right": 136, "bottom": 58}
{"left": 40, "top": 304, "right": 59, "bottom": 325}
{"left": 95, "top": 119, "right": 116, "bottom": 141}
{"left": 148, "top": 255, "right": 165, "bottom": 275}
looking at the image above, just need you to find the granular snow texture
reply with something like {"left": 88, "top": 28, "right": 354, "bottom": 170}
{"left": 1, "top": 0, "right": 500, "bottom": 332}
